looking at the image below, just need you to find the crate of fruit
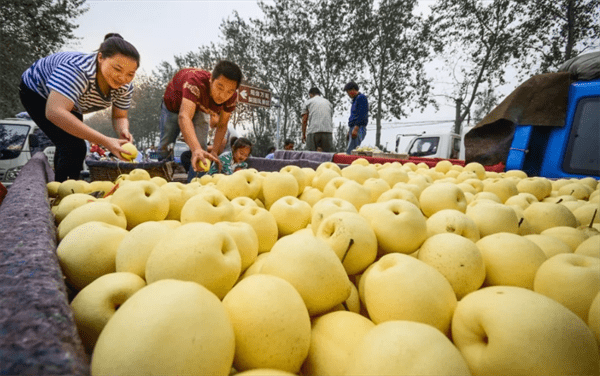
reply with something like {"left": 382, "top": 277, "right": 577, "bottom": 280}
{"left": 85, "top": 158, "right": 175, "bottom": 182}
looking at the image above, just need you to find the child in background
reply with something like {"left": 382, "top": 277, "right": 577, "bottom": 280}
{"left": 208, "top": 137, "right": 252, "bottom": 175}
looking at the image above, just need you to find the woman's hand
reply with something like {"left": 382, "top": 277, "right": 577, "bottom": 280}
{"left": 103, "top": 138, "right": 132, "bottom": 161}
{"left": 119, "top": 128, "right": 133, "bottom": 143}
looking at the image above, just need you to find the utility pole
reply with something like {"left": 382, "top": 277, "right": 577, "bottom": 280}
{"left": 273, "top": 96, "right": 281, "bottom": 148}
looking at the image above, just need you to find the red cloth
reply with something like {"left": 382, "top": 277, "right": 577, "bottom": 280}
{"left": 0, "top": 182, "right": 7, "bottom": 207}
{"left": 163, "top": 68, "right": 237, "bottom": 115}
{"left": 331, "top": 154, "right": 505, "bottom": 172}
{"left": 90, "top": 144, "right": 105, "bottom": 156}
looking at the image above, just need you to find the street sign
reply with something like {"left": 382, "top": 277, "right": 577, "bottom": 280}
{"left": 238, "top": 84, "right": 271, "bottom": 108}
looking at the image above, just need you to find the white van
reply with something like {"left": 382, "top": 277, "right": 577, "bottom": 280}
{"left": 0, "top": 116, "right": 38, "bottom": 187}
{"left": 0, "top": 114, "right": 58, "bottom": 187}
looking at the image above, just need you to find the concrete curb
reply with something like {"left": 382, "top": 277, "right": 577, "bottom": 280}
{"left": 0, "top": 153, "right": 89, "bottom": 375}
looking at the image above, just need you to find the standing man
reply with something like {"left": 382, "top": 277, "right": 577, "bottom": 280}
{"left": 301, "top": 87, "right": 334, "bottom": 152}
{"left": 158, "top": 60, "right": 243, "bottom": 181}
{"left": 343, "top": 81, "right": 368, "bottom": 154}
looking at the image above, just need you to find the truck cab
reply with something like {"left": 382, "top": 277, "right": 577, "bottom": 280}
{"left": 0, "top": 116, "right": 40, "bottom": 187}
{"left": 397, "top": 132, "right": 461, "bottom": 159}
{"left": 505, "top": 78, "right": 599, "bottom": 179}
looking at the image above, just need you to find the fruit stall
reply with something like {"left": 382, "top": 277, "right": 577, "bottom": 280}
{"left": 1, "top": 151, "right": 599, "bottom": 376}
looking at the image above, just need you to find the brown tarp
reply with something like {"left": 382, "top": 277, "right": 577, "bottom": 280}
{"left": 464, "top": 72, "right": 572, "bottom": 165}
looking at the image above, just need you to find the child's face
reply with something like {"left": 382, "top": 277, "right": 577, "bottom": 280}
{"left": 233, "top": 146, "right": 251, "bottom": 163}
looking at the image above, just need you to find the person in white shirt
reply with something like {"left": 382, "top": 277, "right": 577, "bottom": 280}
{"left": 301, "top": 87, "right": 334, "bottom": 152}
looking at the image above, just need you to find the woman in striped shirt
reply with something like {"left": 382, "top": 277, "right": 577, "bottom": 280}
{"left": 19, "top": 33, "right": 140, "bottom": 182}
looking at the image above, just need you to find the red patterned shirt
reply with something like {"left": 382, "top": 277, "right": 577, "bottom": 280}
{"left": 163, "top": 68, "right": 237, "bottom": 115}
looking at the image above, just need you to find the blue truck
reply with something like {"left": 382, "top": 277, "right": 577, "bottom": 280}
{"left": 505, "top": 78, "right": 599, "bottom": 179}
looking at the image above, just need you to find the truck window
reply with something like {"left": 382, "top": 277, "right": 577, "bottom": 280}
{"left": 0, "top": 123, "right": 31, "bottom": 160}
{"left": 563, "top": 97, "right": 600, "bottom": 176}
{"left": 408, "top": 137, "right": 439, "bottom": 157}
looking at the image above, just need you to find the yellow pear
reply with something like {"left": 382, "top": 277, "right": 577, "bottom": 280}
{"left": 71, "top": 272, "right": 145, "bottom": 352}
{"left": 517, "top": 177, "right": 552, "bottom": 200}
{"left": 110, "top": 180, "right": 169, "bottom": 229}
{"left": 523, "top": 202, "right": 579, "bottom": 233}
{"left": 523, "top": 234, "right": 573, "bottom": 258}
{"left": 312, "top": 167, "right": 341, "bottom": 192}
{"left": 214, "top": 221, "right": 259, "bottom": 273}
{"left": 363, "top": 253, "right": 457, "bottom": 333}
{"left": 332, "top": 179, "right": 371, "bottom": 210}
{"left": 231, "top": 196, "right": 259, "bottom": 216}
{"left": 417, "top": 233, "right": 486, "bottom": 300}
{"left": 466, "top": 200, "right": 519, "bottom": 237}
{"left": 558, "top": 182, "right": 592, "bottom": 200}
{"left": 180, "top": 189, "right": 234, "bottom": 224}
{"left": 47, "top": 181, "right": 61, "bottom": 197}
{"left": 476, "top": 232, "right": 547, "bottom": 289}
{"left": 362, "top": 177, "right": 391, "bottom": 202}
{"left": 159, "top": 182, "right": 187, "bottom": 221}
{"left": 344, "top": 321, "right": 471, "bottom": 376}
{"left": 57, "top": 179, "right": 86, "bottom": 198}
{"left": 426, "top": 209, "right": 480, "bottom": 242}
{"left": 298, "top": 186, "right": 325, "bottom": 207}
{"left": 280, "top": 165, "right": 307, "bottom": 195}
{"left": 589, "top": 292, "right": 600, "bottom": 348}
{"left": 359, "top": 199, "right": 427, "bottom": 254}
{"left": 222, "top": 274, "right": 311, "bottom": 373}
{"left": 260, "top": 233, "right": 351, "bottom": 316}
{"left": 376, "top": 187, "right": 420, "bottom": 208}
{"left": 127, "top": 168, "right": 151, "bottom": 181}
{"left": 57, "top": 201, "right": 127, "bottom": 241}
{"left": 463, "top": 162, "right": 486, "bottom": 180}
{"left": 119, "top": 142, "right": 138, "bottom": 161}
{"left": 541, "top": 226, "right": 589, "bottom": 252}
{"left": 419, "top": 182, "right": 467, "bottom": 217}
{"left": 145, "top": 222, "right": 241, "bottom": 299}
{"left": 301, "top": 311, "right": 375, "bottom": 376}
{"left": 149, "top": 176, "right": 168, "bottom": 186}
{"left": 57, "top": 221, "right": 129, "bottom": 291}
{"left": 310, "top": 197, "right": 357, "bottom": 234}
{"left": 340, "top": 163, "right": 379, "bottom": 184}
{"left": 575, "top": 235, "right": 600, "bottom": 258}
{"left": 91, "top": 280, "right": 235, "bottom": 376}
{"left": 315, "top": 211, "right": 378, "bottom": 275}
{"left": 53, "top": 193, "right": 97, "bottom": 224}
{"left": 452, "top": 286, "right": 599, "bottom": 376}
{"left": 376, "top": 165, "right": 409, "bottom": 187}
{"left": 115, "top": 221, "right": 173, "bottom": 279}
{"left": 573, "top": 203, "right": 600, "bottom": 227}
{"left": 235, "top": 206, "right": 279, "bottom": 253}
{"left": 216, "top": 169, "right": 262, "bottom": 200}
{"left": 269, "top": 195, "right": 312, "bottom": 237}
{"left": 533, "top": 253, "right": 600, "bottom": 322}
{"left": 262, "top": 172, "right": 299, "bottom": 209}
{"left": 322, "top": 177, "right": 350, "bottom": 197}
{"left": 88, "top": 180, "right": 115, "bottom": 196}
{"left": 301, "top": 167, "right": 317, "bottom": 187}
{"left": 504, "top": 192, "right": 539, "bottom": 210}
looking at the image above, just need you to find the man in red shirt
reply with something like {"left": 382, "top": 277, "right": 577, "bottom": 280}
{"left": 158, "top": 60, "right": 242, "bottom": 181}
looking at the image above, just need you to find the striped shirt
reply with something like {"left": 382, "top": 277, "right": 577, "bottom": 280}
{"left": 21, "top": 51, "right": 133, "bottom": 114}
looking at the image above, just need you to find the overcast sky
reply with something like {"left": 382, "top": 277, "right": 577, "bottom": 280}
{"left": 64, "top": 0, "right": 499, "bottom": 151}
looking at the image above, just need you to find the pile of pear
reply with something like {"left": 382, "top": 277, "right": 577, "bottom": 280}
{"left": 46, "top": 159, "right": 600, "bottom": 376}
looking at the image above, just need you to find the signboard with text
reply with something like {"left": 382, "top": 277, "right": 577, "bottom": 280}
{"left": 238, "top": 84, "right": 271, "bottom": 108}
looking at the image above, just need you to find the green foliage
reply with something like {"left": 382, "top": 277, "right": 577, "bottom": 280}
{"left": 352, "top": 0, "right": 434, "bottom": 148}
{"left": 0, "top": 0, "right": 87, "bottom": 118}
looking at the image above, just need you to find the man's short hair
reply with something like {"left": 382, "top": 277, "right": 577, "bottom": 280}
{"left": 308, "top": 87, "right": 321, "bottom": 96}
{"left": 212, "top": 60, "right": 243, "bottom": 88}
{"left": 284, "top": 139, "right": 294, "bottom": 146}
{"left": 344, "top": 81, "right": 359, "bottom": 91}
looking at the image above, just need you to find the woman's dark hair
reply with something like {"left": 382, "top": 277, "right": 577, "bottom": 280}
{"left": 267, "top": 146, "right": 276, "bottom": 153}
{"left": 309, "top": 87, "right": 321, "bottom": 96}
{"left": 212, "top": 60, "right": 243, "bottom": 88}
{"left": 97, "top": 33, "right": 140, "bottom": 67}
{"left": 232, "top": 137, "right": 253, "bottom": 152}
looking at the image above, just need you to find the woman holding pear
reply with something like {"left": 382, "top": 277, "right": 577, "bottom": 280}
{"left": 19, "top": 33, "right": 140, "bottom": 182}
